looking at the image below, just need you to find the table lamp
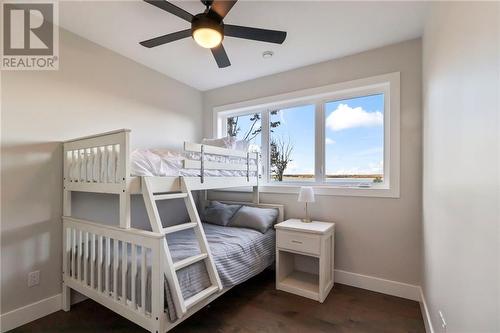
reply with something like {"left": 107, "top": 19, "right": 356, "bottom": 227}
{"left": 298, "top": 186, "right": 315, "bottom": 223}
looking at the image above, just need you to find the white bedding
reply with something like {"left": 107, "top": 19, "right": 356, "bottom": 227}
{"left": 68, "top": 147, "right": 258, "bottom": 181}
{"left": 131, "top": 149, "right": 258, "bottom": 177}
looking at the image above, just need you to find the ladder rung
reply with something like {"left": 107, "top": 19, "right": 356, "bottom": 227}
{"left": 162, "top": 222, "right": 197, "bottom": 234}
{"left": 173, "top": 253, "right": 208, "bottom": 271}
{"left": 184, "top": 286, "right": 219, "bottom": 309}
{"left": 154, "top": 193, "right": 188, "bottom": 201}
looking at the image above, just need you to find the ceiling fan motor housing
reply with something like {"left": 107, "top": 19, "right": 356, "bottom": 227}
{"left": 191, "top": 13, "right": 224, "bottom": 41}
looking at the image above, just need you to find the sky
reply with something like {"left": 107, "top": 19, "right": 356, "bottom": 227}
{"left": 229, "top": 93, "right": 384, "bottom": 179}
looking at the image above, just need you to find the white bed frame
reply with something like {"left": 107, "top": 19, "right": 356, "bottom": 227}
{"left": 61, "top": 129, "right": 284, "bottom": 333}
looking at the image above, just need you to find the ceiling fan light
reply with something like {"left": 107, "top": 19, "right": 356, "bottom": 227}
{"left": 193, "top": 28, "right": 223, "bottom": 48}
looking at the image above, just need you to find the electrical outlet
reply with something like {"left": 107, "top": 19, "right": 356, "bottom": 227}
{"left": 28, "top": 270, "right": 40, "bottom": 287}
{"left": 439, "top": 310, "right": 447, "bottom": 331}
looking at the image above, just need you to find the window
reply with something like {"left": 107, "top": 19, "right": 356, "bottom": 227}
{"left": 214, "top": 72, "right": 400, "bottom": 197}
{"left": 324, "top": 94, "right": 384, "bottom": 187}
{"left": 269, "top": 105, "right": 315, "bottom": 182}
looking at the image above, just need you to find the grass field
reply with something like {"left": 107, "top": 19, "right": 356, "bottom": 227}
{"left": 276, "top": 174, "right": 383, "bottom": 183}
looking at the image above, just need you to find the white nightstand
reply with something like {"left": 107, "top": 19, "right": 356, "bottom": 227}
{"left": 275, "top": 219, "right": 335, "bottom": 303}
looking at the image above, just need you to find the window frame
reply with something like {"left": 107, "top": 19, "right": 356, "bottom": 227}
{"left": 213, "top": 72, "right": 400, "bottom": 198}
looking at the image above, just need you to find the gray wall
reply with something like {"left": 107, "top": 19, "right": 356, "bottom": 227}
{"left": 1, "top": 29, "right": 203, "bottom": 313}
{"left": 422, "top": 2, "right": 499, "bottom": 332}
{"left": 203, "top": 39, "right": 423, "bottom": 285}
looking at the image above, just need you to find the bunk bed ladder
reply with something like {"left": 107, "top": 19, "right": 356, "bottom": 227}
{"left": 141, "top": 177, "right": 222, "bottom": 319}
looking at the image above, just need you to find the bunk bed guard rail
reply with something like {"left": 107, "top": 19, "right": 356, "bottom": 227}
{"left": 182, "top": 142, "right": 259, "bottom": 184}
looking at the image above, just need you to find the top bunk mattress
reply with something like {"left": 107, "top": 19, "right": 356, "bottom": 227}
{"left": 67, "top": 147, "right": 258, "bottom": 182}
{"left": 131, "top": 148, "right": 258, "bottom": 177}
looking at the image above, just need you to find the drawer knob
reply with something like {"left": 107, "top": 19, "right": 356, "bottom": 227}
{"left": 291, "top": 240, "right": 303, "bottom": 244}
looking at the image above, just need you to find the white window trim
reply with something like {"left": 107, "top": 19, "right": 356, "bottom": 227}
{"left": 212, "top": 72, "right": 400, "bottom": 198}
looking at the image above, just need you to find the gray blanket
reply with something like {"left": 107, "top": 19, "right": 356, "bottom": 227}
{"left": 165, "top": 223, "right": 275, "bottom": 321}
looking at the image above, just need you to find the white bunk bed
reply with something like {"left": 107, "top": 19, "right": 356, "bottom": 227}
{"left": 61, "top": 129, "right": 284, "bottom": 333}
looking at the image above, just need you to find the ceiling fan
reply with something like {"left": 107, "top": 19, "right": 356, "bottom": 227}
{"left": 140, "top": 0, "right": 287, "bottom": 68}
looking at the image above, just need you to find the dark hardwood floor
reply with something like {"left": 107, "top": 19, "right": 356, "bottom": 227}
{"left": 11, "top": 269, "right": 425, "bottom": 333}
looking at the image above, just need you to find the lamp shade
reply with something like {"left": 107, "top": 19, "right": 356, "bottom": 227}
{"left": 298, "top": 186, "right": 315, "bottom": 203}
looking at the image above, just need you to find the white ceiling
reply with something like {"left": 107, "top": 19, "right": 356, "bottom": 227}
{"left": 59, "top": 1, "right": 429, "bottom": 91}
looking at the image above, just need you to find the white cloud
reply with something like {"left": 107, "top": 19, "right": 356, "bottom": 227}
{"left": 326, "top": 104, "right": 383, "bottom": 131}
{"left": 331, "top": 167, "right": 361, "bottom": 175}
{"left": 368, "top": 160, "right": 384, "bottom": 173}
{"left": 331, "top": 161, "right": 383, "bottom": 175}
{"left": 285, "top": 161, "right": 313, "bottom": 174}
{"left": 325, "top": 138, "right": 336, "bottom": 145}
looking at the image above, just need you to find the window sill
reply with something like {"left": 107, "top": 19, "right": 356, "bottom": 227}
{"left": 211, "top": 184, "right": 400, "bottom": 198}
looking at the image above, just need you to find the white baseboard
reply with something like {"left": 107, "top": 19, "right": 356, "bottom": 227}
{"left": 0, "top": 291, "right": 88, "bottom": 333}
{"left": 0, "top": 294, "right": 61, "bottom": 333}
{"left": 333, "top": 270, "right": 434, "bottom": 332}
{"left": 419, "top": 287, "right": 435, "bottom": 333}
{"left": 334, "top": 269, "right": 421, "bottom": 301}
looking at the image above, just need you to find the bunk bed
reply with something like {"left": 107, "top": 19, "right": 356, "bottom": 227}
{"left": 61, "top": 129, "right": 284, "bottom": 333}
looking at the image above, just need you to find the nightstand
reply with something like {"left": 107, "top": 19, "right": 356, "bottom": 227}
{"left": 275, "top": 219, "right": 335, "bottom": 302}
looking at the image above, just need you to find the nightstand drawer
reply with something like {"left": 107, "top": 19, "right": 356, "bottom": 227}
{"left": 277, "top": 230, "right": 320, "bottom": 255}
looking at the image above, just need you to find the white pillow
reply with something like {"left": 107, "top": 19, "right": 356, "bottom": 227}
{"left": 201, "top": 136, "right": 235, "bottom": 149}
{"left": 234, "top": 139, "right": 250, "bottom": 152}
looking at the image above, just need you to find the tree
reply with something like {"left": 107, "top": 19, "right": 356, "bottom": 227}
{"left": 270, "top": 137, "right": 293, "bottom": 181}
{"left": 227, "top": 111, "right": 293, "bottom": 181}
{"left": 227, "top": 111, "right": 281, "bottom": 141}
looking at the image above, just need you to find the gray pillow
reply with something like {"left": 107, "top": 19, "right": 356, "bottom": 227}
{"left": 201, "top": 201, "right": 241, "bottom": 226}
{"left": 229, "top": 206, "right": 279, "bottom": 233}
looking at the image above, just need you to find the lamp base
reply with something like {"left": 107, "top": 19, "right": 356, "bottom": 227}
{"left": 301, "top": 202, "right": 312, "bottom": 223}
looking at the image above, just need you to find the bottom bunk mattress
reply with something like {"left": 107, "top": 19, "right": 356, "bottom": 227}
{"left": 165, "top": 223, "right": 275, "bottom": 320}
{"left": 71, "top": 223, "right": 275, "bottom": 322}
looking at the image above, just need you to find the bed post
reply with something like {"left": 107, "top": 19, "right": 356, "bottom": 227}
{"left": 151, "top": 237, "right": 166, "bottom": 333}
{"left": 119, "top": 192, "right": 130, "bottom": 228}
{"left": 61, "top": 224, "right": 71, "bottom": 311}
{"left": 252, "top": 152, "right": 260, "bottom": 204}
{"left": 201, "top": 190, "right": 209, "bottom": 209}
{"left": 119, "top": 131, "right": 131, "bottom": 229}
{"left": 62, "top": 146, "right": 72, "bottom": 311}
{"left": 252, "top": 186, "right": 259, "bottom": 204}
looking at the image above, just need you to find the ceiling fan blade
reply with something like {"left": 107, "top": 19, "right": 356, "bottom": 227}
{"left": 225, "top": 25, "right": 287, "bottom": 44}
{"left": 140, "top": 29, "right": 191, "bottom": 48}
{"left": 209, "top": 0, "right": 237, "bottom": 19}
{"left": 144, "top": 0, "right": 193, "bottom": 22}
{"left": 211, "top": 44, "right": 231, "bottom": 68}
